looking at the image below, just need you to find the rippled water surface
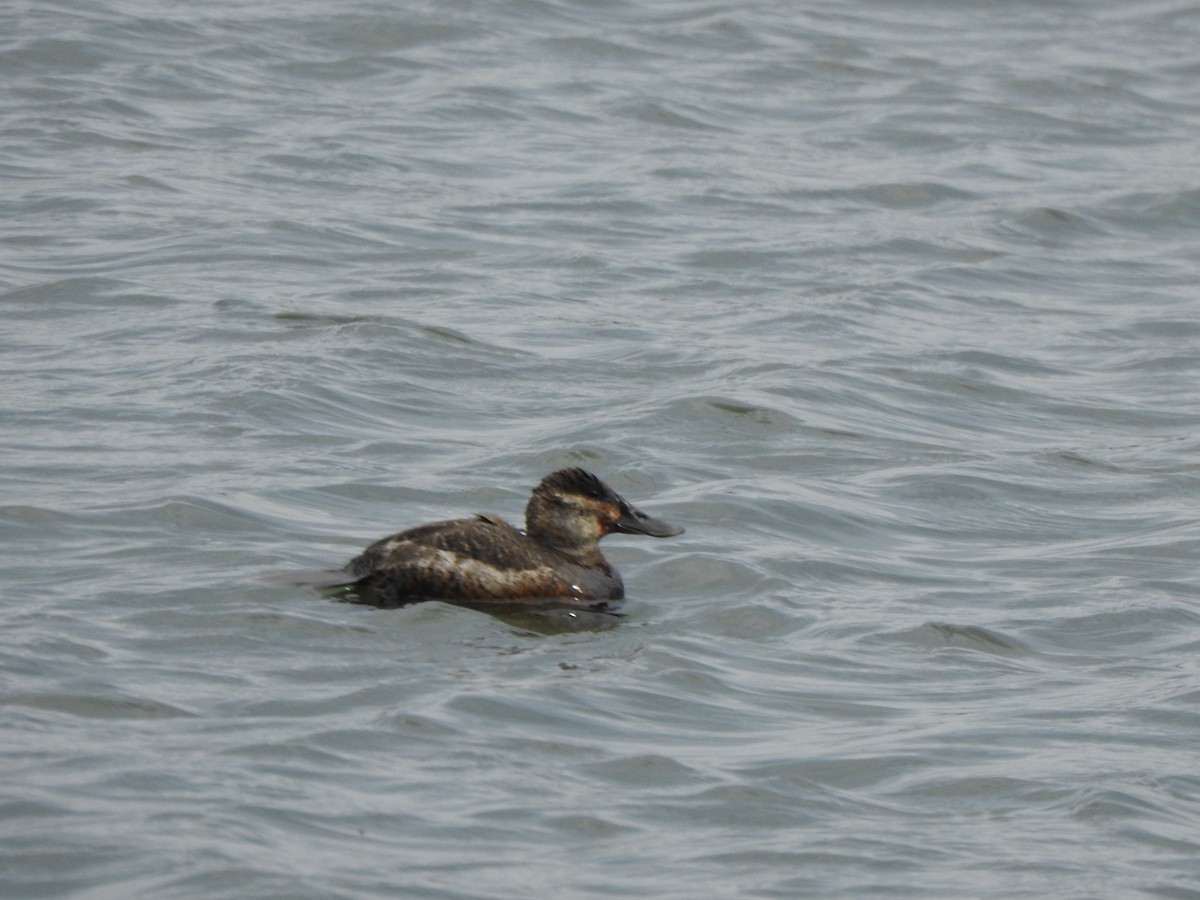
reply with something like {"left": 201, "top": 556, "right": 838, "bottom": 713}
{"left": 4, "top": 1, "right": 1200, "bottom": 896}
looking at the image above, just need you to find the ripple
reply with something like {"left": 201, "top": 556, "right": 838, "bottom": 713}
{"left": 4, "top": 0, "right": 1200, "bottom": 896}
{"left": 873, "top": 622, "right": 1029, "bottom": 656}
{"left": 9, "top": 690, "right": 196, "bottom": 720}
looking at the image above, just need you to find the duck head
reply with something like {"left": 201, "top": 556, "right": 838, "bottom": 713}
{"left": 525, "top": 468, "right": 684, "bottom": 561}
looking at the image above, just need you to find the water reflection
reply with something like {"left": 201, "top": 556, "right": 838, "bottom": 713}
{"left": 326, "top": 584, "right": 626, "bottom": 635}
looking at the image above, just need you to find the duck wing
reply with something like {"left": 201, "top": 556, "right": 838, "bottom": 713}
{"left": 344, "top": 516, "right": 575, "bottom": 603}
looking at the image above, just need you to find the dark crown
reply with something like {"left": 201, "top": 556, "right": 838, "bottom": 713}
{"left": 537, "top": 468, "right": 616, "bottom": 502}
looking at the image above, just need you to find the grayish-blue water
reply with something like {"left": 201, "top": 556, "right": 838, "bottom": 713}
{"left": 4, "top": 1, "right": 1200, "bottom": 896}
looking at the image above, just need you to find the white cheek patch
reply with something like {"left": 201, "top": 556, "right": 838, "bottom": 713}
{"left": 562, "top": 499, "right": 608, "bottom": 539}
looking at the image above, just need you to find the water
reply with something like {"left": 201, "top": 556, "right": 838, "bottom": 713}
{"left": 4, "top": 0, "right": 1200, "bottom": 896}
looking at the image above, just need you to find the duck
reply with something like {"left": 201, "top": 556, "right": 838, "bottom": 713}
{"left": 340, "top": 468, "right": 683, "bottom": 609}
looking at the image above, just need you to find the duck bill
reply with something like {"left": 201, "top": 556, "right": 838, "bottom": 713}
{"left": 613, "top": 503, "right": 685, "bottom": 538}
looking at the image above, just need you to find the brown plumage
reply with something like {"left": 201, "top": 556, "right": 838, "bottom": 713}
{"left": 343, "top": 468, "right": 683, "bottom": 609}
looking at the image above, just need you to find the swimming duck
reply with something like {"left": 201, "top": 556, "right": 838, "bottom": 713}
{"left": 342, "top": 468, "right": 683, "bottom": 609}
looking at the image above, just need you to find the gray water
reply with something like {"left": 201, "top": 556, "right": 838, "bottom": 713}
{"left": 4, "top": 1, "right": 1200, "bottom": 896}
